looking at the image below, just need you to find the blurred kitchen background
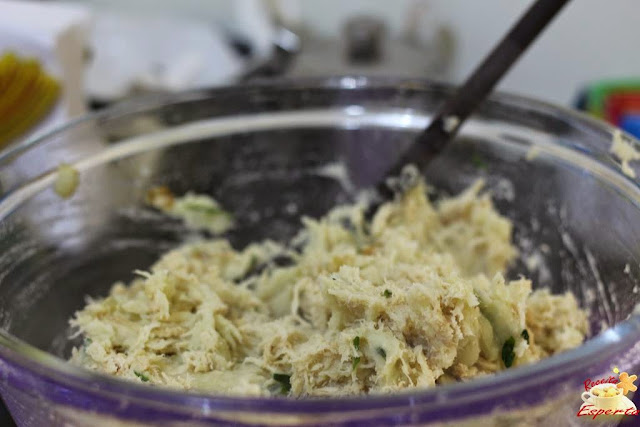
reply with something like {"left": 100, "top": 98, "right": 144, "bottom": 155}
{"left": 1, "top": 0, "right": 640, "bottom": 150}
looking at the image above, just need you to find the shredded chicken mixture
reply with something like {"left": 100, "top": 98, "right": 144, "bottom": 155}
{"left": 69, "top": 180, "right": 589, "bottom": 397}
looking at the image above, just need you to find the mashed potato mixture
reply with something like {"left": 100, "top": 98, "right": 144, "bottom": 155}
{"left": 69, "top": 179, "right": 588, "bottom": 397}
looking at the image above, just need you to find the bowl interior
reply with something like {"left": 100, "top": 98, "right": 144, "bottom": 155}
{"left": 0, "top": 82, "right": 638, "bottom": 372}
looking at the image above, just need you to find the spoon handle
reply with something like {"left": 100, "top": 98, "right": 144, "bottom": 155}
{"left": 379, "top": 0, "right": 570, "bottom": 198}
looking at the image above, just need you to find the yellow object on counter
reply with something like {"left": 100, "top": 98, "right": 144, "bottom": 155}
{"left": 0, "top": 52, "right": 60, "bottom": 148}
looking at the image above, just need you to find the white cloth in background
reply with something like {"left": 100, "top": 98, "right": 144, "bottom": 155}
{"left": 86, "top": 13, "right": 244, "bottom": 100}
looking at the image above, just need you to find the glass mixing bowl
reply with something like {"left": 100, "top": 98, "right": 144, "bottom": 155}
{"left": 0, "top": 77, "right": 639, "bottom": 426}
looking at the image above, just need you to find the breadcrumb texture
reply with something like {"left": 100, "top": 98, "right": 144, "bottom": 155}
{"left": 70, "top": 180, "right": 588, "bottom": 397}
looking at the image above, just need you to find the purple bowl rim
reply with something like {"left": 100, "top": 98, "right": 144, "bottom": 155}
{"left": 0, "top": 76, "right": 640, "bottom": 414}
{"left": 2, "top": 320, "right": 640, "bottom": 414}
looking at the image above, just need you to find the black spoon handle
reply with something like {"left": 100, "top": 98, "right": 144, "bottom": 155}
{"left": 378, "top": 0, "right": 570, "bottom": 199}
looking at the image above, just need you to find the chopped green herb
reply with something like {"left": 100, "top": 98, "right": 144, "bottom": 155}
{"left": 471, "top": 153, "right": 488, "bottom": 170}
{"left": 273, "top": 373, "right": 291, "bottom": 394}
{"left": 134, "top": 370, "right": 149, "bottom": 382}
{"left": 381, "top": 289, "right": 392, "bottom": 298}
{"left": 353, "top": 336, "right": 360, "bottom": 351}
{"left": 376, "top": 347, "right": 387, "bottom": 360}
{"left": 352, "top": 356, "right": 361, "bottom": 370}
{"left": 521, "top": 329, "right": 530, "bottom": 344}
{"left": 339, "top": 217, "right": 356, "bottom": 233}
{"left": 181, "top": 201, "right": 227, "bottom": 216}
{"left": 247, "top": 255, "right": 260, "bottom": 272}
{"left": 501, "top": 336, "right": 516, "bottom": 368}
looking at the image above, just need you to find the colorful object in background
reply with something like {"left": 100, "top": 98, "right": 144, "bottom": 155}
{"left": 575, "top": 78, "right": 640, "bottom": 139}
{"left": 0, "top": 51, "right": 60, "bottom": 148}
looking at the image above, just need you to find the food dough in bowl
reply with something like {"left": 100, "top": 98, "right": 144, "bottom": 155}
{"left": 69, "top": 179, "right": 588, "bottom": 397}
